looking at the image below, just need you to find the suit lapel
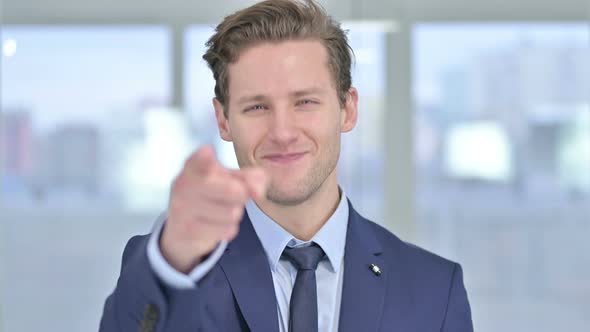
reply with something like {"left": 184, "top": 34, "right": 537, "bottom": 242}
{"left": 219, "top": 213, "right": 279, "bottom": 332}
{"left": 338, "top": 202, "right": 388, "bottom": 332}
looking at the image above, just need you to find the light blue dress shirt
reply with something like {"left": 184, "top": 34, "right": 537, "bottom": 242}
{"left": 147, "top": 192, "right": 349, "bottom": 332}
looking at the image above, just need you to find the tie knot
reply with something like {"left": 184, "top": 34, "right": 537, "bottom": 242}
{"left": 282, "top": 243, "right": 325, "bottom": 271}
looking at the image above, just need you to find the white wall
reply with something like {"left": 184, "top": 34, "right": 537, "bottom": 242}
{"left": 2, "top": 0, "right": 588, "bottom": 23}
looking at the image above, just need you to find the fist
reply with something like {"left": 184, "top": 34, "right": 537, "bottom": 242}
{"left": 160, "top": 145, "right": 268, "bottom": 273}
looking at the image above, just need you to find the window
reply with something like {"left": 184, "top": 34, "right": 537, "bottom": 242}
{"left": 1, "top": 26, "right": 173, "bottom": 211}
{"left": 0, "top": 26, "right": 172, "bottom": 332}
{"left": 413, "top": 23, "right": 590, "bottom": 331}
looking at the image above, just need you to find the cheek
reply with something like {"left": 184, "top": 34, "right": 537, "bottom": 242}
{"left": 230, "top": 121, "right": 265, "bottom": 153}
{"left": 311, "top": 111, "right": 341, "bottom": 137}
{"left": 299, "top": 117, "right": 339, "bottom": 155}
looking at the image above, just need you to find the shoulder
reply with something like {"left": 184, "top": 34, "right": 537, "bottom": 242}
{"left": 119, "top": 234, "right": 151, "bottom": 270}
{"left": 352, "top": 211, "right": 473, "bottom": 329}
{"left": 359, "top": 216, "right": 467, "bottom": 312}
{"left": 356, "top": 211, "right": 460, "bottom": 280}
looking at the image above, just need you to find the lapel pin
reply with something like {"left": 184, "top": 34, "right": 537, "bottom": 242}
{"left": 369, "top": 263, "right": 381, "bottom": 276}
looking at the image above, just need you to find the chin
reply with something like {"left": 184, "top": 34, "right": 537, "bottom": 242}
{"left": 265, "top": 178, "right": 318, "bottom": 206}
{"left": 266, "top": 191, "right": 310, "bottom": 206}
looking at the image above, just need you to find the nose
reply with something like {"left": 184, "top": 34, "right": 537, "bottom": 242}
{"left": 268, "top": 106, "right": 298, "bottom": 146}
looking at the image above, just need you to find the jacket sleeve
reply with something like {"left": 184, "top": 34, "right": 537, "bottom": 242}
{"left": 147, "top": 216, "right": 227, "bottom": 289}
{"left": 98, "top": 235, "right": 205, "bottom": 332}
{"left": 441, "top": 263, "right": 474, "bottom": 332}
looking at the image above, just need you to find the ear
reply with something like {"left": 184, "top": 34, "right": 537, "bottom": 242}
{"left": 340, "top": 87, "right": 358, "bottom": 133}
{"left": 213, "top": 98, "right": 233, "bottom": 141}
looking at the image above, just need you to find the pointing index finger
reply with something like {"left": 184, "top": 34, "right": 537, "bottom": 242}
{"left": 187, "top": 145, "right": 220, "bottom": 176}
{"left": 230, "top": 167, "right": 269, "bottom": 200}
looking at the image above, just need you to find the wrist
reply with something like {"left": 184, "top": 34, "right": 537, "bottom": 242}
{"left": 159, "top": 230, "right": 215, "bottom": 274}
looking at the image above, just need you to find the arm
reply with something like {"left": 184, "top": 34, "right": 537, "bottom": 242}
{"left": 99, "top": 235, "right": 204, "bottom": 332}
{"left": 99, "top": 146, "right": 267, "bottom": 331}
{"left": 441, "top": 263, "right": 474, "bottom": 332}
{"left": 147, "top": 214, "right": 227, "bottom": 289}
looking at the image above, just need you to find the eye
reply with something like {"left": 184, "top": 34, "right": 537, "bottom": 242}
{"left": 244, "top": 104, "right": 267, "bottom": 112}
{"left": 296, "top": 99, "right": 318, "bottom": 107}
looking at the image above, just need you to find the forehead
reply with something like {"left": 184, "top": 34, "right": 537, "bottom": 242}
{"left": 226, "top": 40, "right": 335, "bottom": 100}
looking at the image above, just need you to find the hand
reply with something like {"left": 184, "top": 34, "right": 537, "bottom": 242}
{"left": 160, "top": 145, "right": 268, "bottom": 273}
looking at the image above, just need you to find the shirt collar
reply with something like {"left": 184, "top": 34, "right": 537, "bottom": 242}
{"left": 246, "top": 190, "right": 349, "bottom": 273}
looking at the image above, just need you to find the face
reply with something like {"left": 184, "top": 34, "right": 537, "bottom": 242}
{"left": 214, "top": 40, "right": 358, "bottom": 206}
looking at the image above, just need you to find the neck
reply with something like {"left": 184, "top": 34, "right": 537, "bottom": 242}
{"left": 255, "top": 175, "right": 341, "bottom": 241}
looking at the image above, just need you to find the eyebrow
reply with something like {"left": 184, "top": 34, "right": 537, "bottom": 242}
{"left": 291, "top": 87, "right": 326, "bottom": 98}
{"left": 236, "top": 87, "right": 327, "bottom": 105}
{"left": 237, "top": 94, "right": 267, "bottom": 106}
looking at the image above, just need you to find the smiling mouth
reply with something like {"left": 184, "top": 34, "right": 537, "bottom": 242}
{"left": 263, "top": 152, "right": 307, "bottom": 164}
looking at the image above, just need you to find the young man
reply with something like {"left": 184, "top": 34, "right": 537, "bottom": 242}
{"left": 100, "top": 1, "right": 473, "bottom": 331}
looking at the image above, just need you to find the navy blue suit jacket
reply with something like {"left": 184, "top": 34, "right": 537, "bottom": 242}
{"left": 100, "top": 201, "right": 473, "bottom": 331}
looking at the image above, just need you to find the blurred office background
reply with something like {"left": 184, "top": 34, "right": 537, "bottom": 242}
{"left": 0, "top": 0, "right": 588, "bottom": 331}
